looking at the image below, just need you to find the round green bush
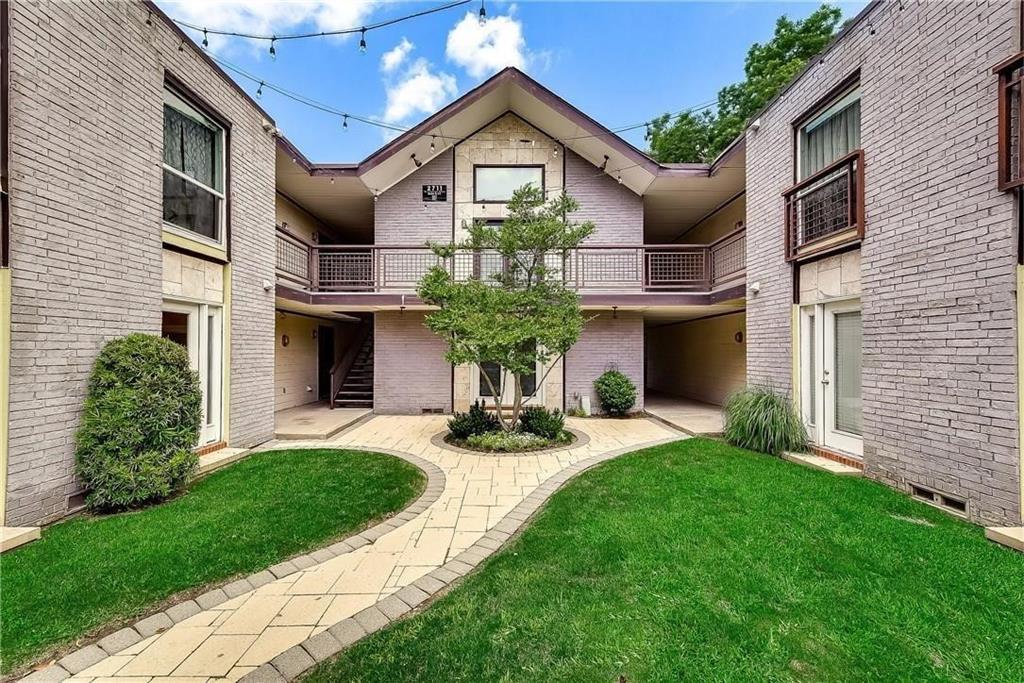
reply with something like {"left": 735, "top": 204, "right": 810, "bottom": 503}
{"left": 594, "top": 370, "right": 637, "bottom": 415}
{"left": 448, "top": 401, "right": 500, "bottom": 439}
{"left": 518, "top": 405, "right": 565, "bottom": 439}
{"left": 723, "top": 385, "right": 808, "bottom": 456}
{"left": 75, "top": 333, "right": 202, "bottom": 511}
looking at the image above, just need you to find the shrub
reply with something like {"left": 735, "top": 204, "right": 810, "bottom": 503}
{"left": 448, "top": 401, "right": 499, "bottom": 439}
{"left": 465, "top": 431, "right": 551, "bottom": 452}
{"left": 75, "top": 334, "right": 202, "bottom": 511}
{"left": 723, "top": 385, "right": 808, "bottom": 456}
{"left": 518, "top": 406, "right": 565, "bottom": 439}
{"left": 594, "top": 370, "right": 637, "bottom": 415}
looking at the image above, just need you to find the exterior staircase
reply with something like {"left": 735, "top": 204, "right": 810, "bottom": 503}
{"left": 333, "top": 330, "right": 374, "bottom": 408}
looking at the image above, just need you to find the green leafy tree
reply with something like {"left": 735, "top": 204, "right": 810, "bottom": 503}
{"left": 417, "top": 185, "right": 594, "bottom": 432}
{"left": 647, "top": 4, "right": 843, "bottom": 163}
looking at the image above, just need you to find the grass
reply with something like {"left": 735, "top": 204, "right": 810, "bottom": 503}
{"left": 307, "top": 439, "right": 1024, "bottom": 683}
{"left": 0, "top": 449, "right": 424, "bottom": 674}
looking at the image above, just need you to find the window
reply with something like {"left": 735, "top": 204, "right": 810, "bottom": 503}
{"left": 995, "top": 52, "right": 1023, "bottom": 191}
{"left": 797, "top": 87, "right": 860, "bottom": 180}
{"left": 784, "top": 83, "right": 864, "bottom": 261}
{"left": 162, "top": 88, "right": 226, "bottom": 243}
{"left": 474, "top": 165, "right": 544, "bottom": 203}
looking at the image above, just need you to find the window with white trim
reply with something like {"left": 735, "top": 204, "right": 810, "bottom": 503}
{"left": 162, "top": 88, "right": 225, "bottom": 244}
{"left": 474, "top": 165, "right": 544, "bottom": 203}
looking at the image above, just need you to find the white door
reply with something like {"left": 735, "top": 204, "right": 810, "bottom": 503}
{"left": 800, "top": 300, "right": 862, "bottom": 456}
{"left": 162, "top": 301, "right": 223, "bottom": 446}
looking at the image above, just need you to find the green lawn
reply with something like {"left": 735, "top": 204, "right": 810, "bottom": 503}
{"left": 0, "top": 449, "right": 424, "bottom": 674}
{"left": 308, "top": 438, "right": 1024, "bottom": 683}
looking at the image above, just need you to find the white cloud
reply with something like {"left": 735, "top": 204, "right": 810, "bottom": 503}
{"left": 383, "top": 58, "right": 458, "bottom": 124}
{"left": 380, "top": 38, "right": 414, "bottom": 73}
{"left": 445, "top": 11, "right": 528, "bottom": 79}
{"left": 159, "top": 0, "right": 378, "bottom": 53}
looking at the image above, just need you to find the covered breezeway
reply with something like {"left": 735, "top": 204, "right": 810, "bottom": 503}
{"left": 643, "top": 307, "right": 746, "bottom": 435}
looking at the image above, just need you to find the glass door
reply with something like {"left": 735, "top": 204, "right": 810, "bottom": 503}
{"left": 476, "top": 341, "right": 541, "bottom": 407}
{"left": 799, "top": 299, "right": 862, "bottom": 456}
{"left": 162, "top": 301, "right": 223, "bottom": 446}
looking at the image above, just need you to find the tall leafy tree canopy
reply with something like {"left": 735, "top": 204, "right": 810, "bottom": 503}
{"left": 646, "top": 4, "right": 843, "bottom": 163}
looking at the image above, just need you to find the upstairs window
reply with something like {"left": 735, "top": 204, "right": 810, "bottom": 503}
{"left": 797, "top": 87, "right": 860, "bottom": 180}
{"left": 474, "top": 165, "right": 544, "bottom": 203}
{"left": 995, "top": 52, "right": 1023, "bottom": 191}
{"left": 162, "top": 88, "right": 225, "bottom": 244}
{"left": 784, "top": 83, "right": 864, "bottom": 261}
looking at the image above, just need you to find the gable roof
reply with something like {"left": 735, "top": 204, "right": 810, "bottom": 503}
{"left": 278, "top": 67, "right": 740, "bottom": 197}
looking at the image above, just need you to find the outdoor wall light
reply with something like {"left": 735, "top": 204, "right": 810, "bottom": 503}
{"left": 749, "top": 281, "right": 761, "bottom": 295}
{"left": 263, "top": 279, "right": 273, "bottom": 292}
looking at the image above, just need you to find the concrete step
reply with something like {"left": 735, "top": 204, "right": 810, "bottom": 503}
{"left": 985, "top": 526, "right": 1024, "bottom": 553}
{"left": 782, "top": 451, "right": 863, "bottom": 476}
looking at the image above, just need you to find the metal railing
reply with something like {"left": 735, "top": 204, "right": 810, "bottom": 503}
{"left": 783, "top": 149, "right": 864, "bottom": 261}
{"left": 275, "top": 225, "right": 745, "bottom": 294}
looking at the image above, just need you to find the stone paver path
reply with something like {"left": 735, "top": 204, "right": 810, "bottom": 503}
{"left": 54, "top": 416, "right": 680, "bottom": 683}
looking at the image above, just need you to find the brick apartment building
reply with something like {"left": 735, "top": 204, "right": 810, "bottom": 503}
{"left": 0, "top": 0, "right": 1022, "bottom": 550}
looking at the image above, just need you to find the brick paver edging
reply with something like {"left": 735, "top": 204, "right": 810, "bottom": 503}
{"left": 427, "top": 427, "right": 590, "bottom": 455}
{"left": 240, "top": 431, "right": 685, "bottom": 683}
{"left": 21, "top": 450, "right": 446, "bottom": 683}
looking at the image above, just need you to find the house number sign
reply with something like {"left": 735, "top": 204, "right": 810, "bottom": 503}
{"left": 422, "top": 184, "right": 448, "bottom": 202}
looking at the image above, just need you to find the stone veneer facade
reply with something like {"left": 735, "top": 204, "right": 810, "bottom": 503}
{"left": 745, "top": 0, "right": 1021, "bottom": 525}
{"left": 3, "top": 1, "right": 276, "bottom": 526}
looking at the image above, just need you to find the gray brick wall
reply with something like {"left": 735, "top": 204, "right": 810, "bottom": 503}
{"left": 745, "top": 0, "right": 1020, "bottom": 524}
{"left": 565, "top": 312, "right": 644, "bottom": 413}
{"left": 565, "top": 150, "right": 643, "bottom": 243}
{"left": 374, "top": 311, "right": 452, "bottom": 414}
{"left": 5, "top": 1, "right": 275, "bottom": 526}
{"left": 375, "top": 151, "right": 453, "bottom": 245}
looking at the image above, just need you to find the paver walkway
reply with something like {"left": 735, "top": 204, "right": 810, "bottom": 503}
{"left": 51, "top": 415, "right": 680, "bottom": 683}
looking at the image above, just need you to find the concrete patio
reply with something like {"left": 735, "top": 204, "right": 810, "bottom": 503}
{"left": 273, "top": 403, "right": 371, "bottom": 440}
{"left": 38, "top": 415, "right": 682, "bottom": 683}
{"left": 644, "top": 391, "right": 725, "bottom": 435}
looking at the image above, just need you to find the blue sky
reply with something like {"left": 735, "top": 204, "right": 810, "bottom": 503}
{"left": 158, "top": 1, "right": 866, "bottom": 162}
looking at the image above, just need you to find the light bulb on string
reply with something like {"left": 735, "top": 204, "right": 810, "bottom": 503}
{"left": 269, "top": 38, "right": 277, "bottom": 60}
{"left": 342, "top": 114, "right": 349, "bottom": 130}
{"left": 202, "top": 29, "right": 208, "bottom": 48}
{"left": 478, "top": 0, "right": 486, "bottom": 25}
{"left": 359, "top": 29, "right": 367, "bottom": 53}
{"left": 429, "top": 136, "right": 436, "bottom": 153}
{"left": 256, "top": 81, "right": 264, "bottom": 98}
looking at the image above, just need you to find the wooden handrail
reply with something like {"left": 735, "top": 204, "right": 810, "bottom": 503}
{"left": 782, "top": 149, "right": 864, "bottom": 198}
{"left": 329, "top": 319, "right": 371, "bottom": 410}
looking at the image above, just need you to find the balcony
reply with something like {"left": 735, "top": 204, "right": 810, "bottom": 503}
{"left": 995, "top": 51, "right": 1023, "bottom": 192}
{"left": 275, "top": 225, "right": 745, "bottom": 298}
{"left": 783, "top": 150, "right": 864, "bottom": 262}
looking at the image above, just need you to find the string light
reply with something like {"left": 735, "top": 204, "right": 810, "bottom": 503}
{"left": 599, "top": 155, "right": 609, "bottom": 171}
{"left": 478, "top": 0, "right": 487, "bottom": 25}
{"left": 178, "top": 40, "right": 185, "bottom": 52}
{"left": 359, "top": 29, "right": 367, "bottom": 53}
{"left": 269, "top": 37, "right": 277, "bottom": 60}
{"left": 256, "top": 81, "right": 264, "bottom": 98}
{"left": 202, "top": 29, "right": 208, "bottom": 48}
{"left": 411, "top": 153, "right": 422, "bottom": 168}
{"left": 206, "top": 54, "right": 718, "bottom": 150}
{"left": 173, "top": 0, "right": 472, "bottom": 48}
{"left": 342, "top": 114, "right": 349, "bottom": 130}
{"left": 617, "top": 175, "right": 623, "bottom": 184}
{"left": 429, "top": 136, "right": 436, "bottom": 153}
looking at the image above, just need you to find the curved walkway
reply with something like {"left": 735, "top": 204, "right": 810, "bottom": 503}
{"left": 36, "top": 416, "right": 681, "bottom": 683}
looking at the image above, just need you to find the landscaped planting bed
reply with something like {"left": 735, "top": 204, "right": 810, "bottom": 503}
{"left": 307, "top": 438, "right": 1024, "bottom": 683}
{"left": 0, "top": 449, "right": 424, "bottom": 675}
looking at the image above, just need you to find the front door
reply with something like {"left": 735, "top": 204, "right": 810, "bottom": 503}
{"left": 477, "top": 361, "right": 539, "bottom": 406}
{"left": 162, "top": 301, "right": 223, "bottom": 446}
{"left": 800, "top": 299, "right": 862, "bottom": 456}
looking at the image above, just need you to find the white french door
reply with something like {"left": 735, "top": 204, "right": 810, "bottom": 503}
{"left": 162, "top": 301, "right": 223, "bottom": 445}
{"left": 800, "top": 299, "right": 863, "bottom": 456}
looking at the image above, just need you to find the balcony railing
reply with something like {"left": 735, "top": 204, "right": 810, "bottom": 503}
{"left": 275, "top": 225, "right": 745, "bottom": 294}
{"left": 995, "top": 51, "right": 1023, "bottom": 191}
{"left": 783, "top": 149, "right": 864, "bottom": 262}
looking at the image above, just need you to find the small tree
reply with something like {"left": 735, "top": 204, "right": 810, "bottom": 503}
{"left": 418, "top": 185, "right": 594, "bottom": 431}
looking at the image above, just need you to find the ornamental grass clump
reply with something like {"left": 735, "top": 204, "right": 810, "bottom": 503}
{"left": 723, "top": 385, "right": 807, "bottom": 456}
{"left": 75, "top": 333, "right": 202, "bottom": 511}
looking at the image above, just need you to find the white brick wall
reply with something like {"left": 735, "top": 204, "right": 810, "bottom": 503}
{"left": 565, "top": 312, "right": 644, "bottom": 413}
{"left": 374, "top": 311, "right": 451, "bottom": 414}
{"left": 745, "top": 0, "right": 1020, "bottom": 525}
{"left": 5, "top": 1, "right": 275, "bottom": 526}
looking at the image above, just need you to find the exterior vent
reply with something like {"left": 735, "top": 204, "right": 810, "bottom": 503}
{"left": 910, "top": 484, "right": 968, "bottom": 517}
{"left": 421, "top": 407, "right": 444, "bottom": 414}
{"left": 67, "top": 491, "right": 87, "bottom": 511}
